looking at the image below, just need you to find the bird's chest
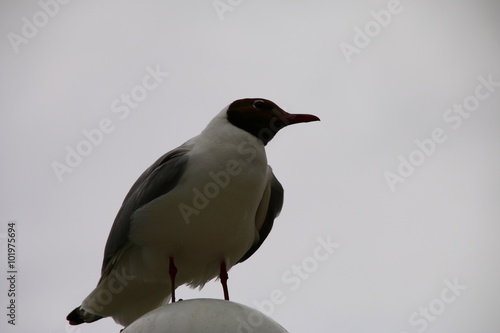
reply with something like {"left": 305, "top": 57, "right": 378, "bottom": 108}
{"left": 177, "top": 142, "right": 268, "bottom": 228}
{"left": 129, "top": 141, "right": 268, "bottom": 255}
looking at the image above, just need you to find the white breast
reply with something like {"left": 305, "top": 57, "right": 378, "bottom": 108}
{"left": 128, "top": 121, "right": 269, "bottom": 287}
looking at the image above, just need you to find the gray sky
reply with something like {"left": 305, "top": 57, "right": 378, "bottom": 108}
{"left": 1, "top": 1, "right": 499, "bottom": 332}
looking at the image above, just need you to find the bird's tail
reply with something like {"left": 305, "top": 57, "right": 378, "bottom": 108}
{"left": 66, "top": 306, "right": 103, "bottom": 325}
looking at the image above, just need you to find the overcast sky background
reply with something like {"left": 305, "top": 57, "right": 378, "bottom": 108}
{"left": 1, "top": 1, "right": 499, "bottom": 332}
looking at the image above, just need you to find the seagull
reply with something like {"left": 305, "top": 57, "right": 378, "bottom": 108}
{"left": 67, "top": 98, "right": 320, "bottom": 327}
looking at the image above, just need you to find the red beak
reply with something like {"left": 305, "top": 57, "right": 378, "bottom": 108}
{"left": 282, "top": 113, "right": 321, "bottom": 125}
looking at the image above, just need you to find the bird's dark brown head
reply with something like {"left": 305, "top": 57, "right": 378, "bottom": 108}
{"left": 226, "top": 98, "right": 320, "bottom": 145}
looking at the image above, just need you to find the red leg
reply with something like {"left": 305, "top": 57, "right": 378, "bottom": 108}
{"left": 169, "top": 256, "right": 178, "bottom": 303}
{"left": 220, "top": 261, "right": 230, "bottom": 301}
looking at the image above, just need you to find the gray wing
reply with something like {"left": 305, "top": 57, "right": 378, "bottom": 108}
{"left": 100, "top": 146, "right": 191, "bottom": 276}
{"left": 238, "top": 169, "right": 284, "bottom": 263}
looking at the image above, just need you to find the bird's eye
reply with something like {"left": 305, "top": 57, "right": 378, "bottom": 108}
{"left": 253, "top": 100, "right": 266, "bottom": 109}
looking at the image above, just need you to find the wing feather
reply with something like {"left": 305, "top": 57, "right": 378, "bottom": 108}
{"left": 238, "top": 168, "right": 284, "bottom": 263}
{"left": 100, "top": 146, "right": 191, "bottom": 276}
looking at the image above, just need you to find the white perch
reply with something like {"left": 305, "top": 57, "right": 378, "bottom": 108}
{"left": 122, "top": 298, "right": 289, "bottom": 333}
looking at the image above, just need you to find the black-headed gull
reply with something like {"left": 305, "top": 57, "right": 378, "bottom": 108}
{"left": 67, "top": 98, "right": 320, "bottom": 326}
